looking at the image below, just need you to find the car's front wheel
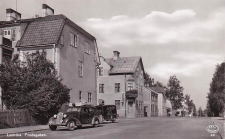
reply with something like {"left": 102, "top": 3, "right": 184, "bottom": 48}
{"left": 67, "top": 121, "right": 76, "bottom": 131}
{"left": 93, "top": 119, "right": 99, "bottom": 127}
{"left": 49, "top": 125, "right": 57, "bottom": 131}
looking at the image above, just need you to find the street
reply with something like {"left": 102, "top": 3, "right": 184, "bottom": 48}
{"left": 0, "top": 117, "right": 221, "bottom": 139}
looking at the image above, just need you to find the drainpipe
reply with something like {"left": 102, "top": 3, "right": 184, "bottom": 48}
{"left": 125, "top": 73, "right": 126, "bottom": 117}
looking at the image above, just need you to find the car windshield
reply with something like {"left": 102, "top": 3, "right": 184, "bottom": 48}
{"left": 66, "top": 107, "right": 81, "bottom": 112}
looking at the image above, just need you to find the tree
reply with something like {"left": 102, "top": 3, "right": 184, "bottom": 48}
{"left": 207, "top": 62, "right": 225, "bottom": 116}
{"left": 184, "top": 95, "right": 196, "bottom": 115}
{"left": 0, "top": 51, "right": 70, "bottom": 124}
{"left": 166, "top": 75, "right": 184, "bottom": 110}
{"left": 193, "top": 104, "right": 197, "bottom": 116}
{"left": 198, "top": 107, "right": 203, "bottom": 117}
{"left": 144, "top": 72, "right": 154, "bottom": 87}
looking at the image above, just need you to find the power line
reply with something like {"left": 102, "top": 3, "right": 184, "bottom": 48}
{"left": 175, "top": 57, "right": 225, "bottom": 75}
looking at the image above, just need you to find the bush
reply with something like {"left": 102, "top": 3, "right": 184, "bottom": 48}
{"left": 0, "top": 121, "right": 11, "bottom": 129}
{"left": 0, "top": 51, "right": 70, "bottom": 124}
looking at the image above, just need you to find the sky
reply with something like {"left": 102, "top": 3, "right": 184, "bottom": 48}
{"left": 0, "top": 0, "right": 224, "bottom": 109}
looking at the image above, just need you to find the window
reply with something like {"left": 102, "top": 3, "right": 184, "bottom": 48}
{"left": 127, "top": 83, "right": 133, "bottom": 91}
{"left": 115, "top": 83, "right": 120, "bottom": 93}
{"left": 70, "top": 33, "right": 77, "bottom": 47}
{"left": 84, "top": 41, "right": 90, "bottom": 54}
{"left": 78, "top": 61, "right": 83, "bottom": 77}
{"left": 115, "top": 100, "right": 120, "bottom": 109}
{"left": 60, "top": 35, "right": 64, "bottom": 45}
{"left": 11, "top": 29, "right": 16, "bottom": 41}
{"left": 88, "top": 92, "right": 92, "bottom": 103}
{"left": 99, "top": 84, "right": 104, "bottom": 93}
{"left": 99, "top": 67, "right": 103, "bottom": 76}
{"left": 79, "top": 91, "right": 82, "bottom": 101}
{"left": 4, "top": 30, "right": 7, "bottom": 35}
{"left": 7, "top": 30, "right": 10, "bottom": 35}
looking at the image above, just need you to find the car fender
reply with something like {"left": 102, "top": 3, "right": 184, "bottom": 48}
{"left": 64, "top": 117, "right": 81, "bottom": 126}
{"left": 91, "top": 116, "right": 100, "bottom": 124}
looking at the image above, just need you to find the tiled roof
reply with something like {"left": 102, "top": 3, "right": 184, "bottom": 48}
{"left": 105, "top": 57, "right": 140, "bottom": 74}
{"left": 16, "top": 15, "right": 66, "bottom": 47}
{"left": 0, "top": 14, "right": 95, "bottom": 47}
{"left": 150, "top": 85, "right": 166, "bottom": 94}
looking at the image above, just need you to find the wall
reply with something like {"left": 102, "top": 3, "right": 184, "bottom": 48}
{"left": 59, "top": 23, "right": 97, "bottom": 105}
{"left": 143, "top": 87, "right": 151, "bottom": 117}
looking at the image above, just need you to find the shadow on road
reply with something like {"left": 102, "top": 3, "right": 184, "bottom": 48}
{"left": 55, "top": 125, "right": 105, "bottom": 131}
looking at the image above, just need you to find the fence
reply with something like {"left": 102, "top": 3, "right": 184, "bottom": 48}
{"left": 0, "top": 109, "right": 36, "bottom": 127}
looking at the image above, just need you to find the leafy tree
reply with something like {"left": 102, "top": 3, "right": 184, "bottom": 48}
{"left": 0, "top": 51, "right": 70, "bottom": 124}
{"left": 193, "top": 104, "right": 197, "bottom": 116}
{"left": 198, "top": 107, "right": 203, "bottom": 117}
{"left": 166, "top": 75, "right": 184, "bottom": 110}
{"left": 184, "top": 94, "right": 196, "bottom": 115}
{"left": 144, "top": 72, "right": 154, "bottom": 87}
{"left": 207, "top": 62, "right": 225, "bottom": 116}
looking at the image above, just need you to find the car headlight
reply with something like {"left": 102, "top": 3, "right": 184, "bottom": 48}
{"left": 53, "top": 114, "right": 57, "bottom": 118}
{"left": 63, "top": 114, "right": 67, "bottom": 118}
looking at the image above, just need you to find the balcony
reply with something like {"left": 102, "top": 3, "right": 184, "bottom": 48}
{"left": 2, "top": 37, "right": 12, "bottom": 47}
{"left": 126, "top": 89, "right": 138, "bottom": 99}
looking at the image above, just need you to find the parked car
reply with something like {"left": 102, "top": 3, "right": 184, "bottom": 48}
{"left": 48, "top": 104, "right": 101, "bottom": 131}
{"left": 95, "top": 105, "right": 117, "bottom": 123}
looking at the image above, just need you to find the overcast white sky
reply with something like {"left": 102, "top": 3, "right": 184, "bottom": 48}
{"left": 0, "top": 0, "right": 224, "bottom": 109}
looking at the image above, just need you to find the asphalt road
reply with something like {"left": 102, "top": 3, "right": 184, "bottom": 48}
{"left": 0, "top": 117, "right": 221, "bottom": 139}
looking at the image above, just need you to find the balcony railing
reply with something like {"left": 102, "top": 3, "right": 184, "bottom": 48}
{"left": 126, "top": 89, "right": 138, "bottom": 98}
{"left": 2, "top": 37, "right": 12, "bottom": 47}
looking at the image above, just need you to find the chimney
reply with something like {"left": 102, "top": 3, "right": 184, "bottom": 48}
{"left": 42, "top": 4, "right": 54, "bottom": 17}
{"left": 113, "top": 51, "right": 120, "bottom": 61}
{"left": 6, "top": 8, "right": 21, "bottom": 21}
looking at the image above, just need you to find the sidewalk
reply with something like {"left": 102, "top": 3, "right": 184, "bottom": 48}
{"left": 210, "top": 117, "right": 224, "bottom": 139}
{"left": 0, "top": 125, "right": 48, "bottom": 136}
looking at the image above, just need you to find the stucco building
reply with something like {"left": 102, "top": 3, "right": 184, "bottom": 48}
{"left": 97, "top": 51, "right": 146, "bottom": 118}
{"left": 0, "top": 4, "right": 100, "bottom": 109}
{"left": 150, "top": 84, "right": 167, "bottom": 117}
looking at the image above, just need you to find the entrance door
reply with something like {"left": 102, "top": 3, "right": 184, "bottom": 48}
{"left": 144, "top": 106, "right": 148, "bottom": 117}
{"left": 127, "top": 100, "right": 134, "bottom": 117}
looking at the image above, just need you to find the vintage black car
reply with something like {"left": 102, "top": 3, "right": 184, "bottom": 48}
{"left": 48, "top": 104, "right": 101, "bottom": 131}
{"left": 95, "top": 105, "right": 117, "bottom": 123}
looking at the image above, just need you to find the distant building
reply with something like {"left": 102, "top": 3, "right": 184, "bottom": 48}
{"left": 97, "top": 51, "right": 146, "bottom": 118}
{"left": 143, "top": 87, "right": 153, "bottom": 117}
{"left": 0, "top": 4, "right": 100, "bottom": 109}
{"left": 150, "top": 84, "right": 167, "bottom": 117}
{"left": 176, "top": 99, "right": 188, "bottom": 117}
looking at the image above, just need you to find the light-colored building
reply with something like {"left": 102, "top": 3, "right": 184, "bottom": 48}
{"left": 0, "top": 4, "right": 100, "bottom": 109}
{"left": 143, "top": 87, "right": 152, "bottom": 117}
{"left": 150, "top": 84, "right": 167, "bottom": 117}
{"left": 176, "top": 100, "right": 188, "bottom": 117}
{"left": 166, "top": 99, "right": 172, "bottom": 116}
{"left": 97, "top": 51, "right": 146, "bottom": 118}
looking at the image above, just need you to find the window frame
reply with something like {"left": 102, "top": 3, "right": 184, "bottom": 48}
{"left": 88, "top": 92, "right": 92, "bottom": 103}
{"left": 84, "top": 41, "right": 90, "bottom": 54}
{"left": 99, "top": 84, "right": 104, "bottom": 93}
{"left": 115, "top": 83, "right": 120, "bottom": 93}
{"left": 127, "top": 83, "right": 133, "bottom": 91}
{"left": 70, "top": 32, "right": 77, "bottom": 47}
{"left": 99, "top": 67, "right": 103, "bottom": 76}
{"left": 79, "top": 91, "right": 82, "bottom": 101}
{"left": 78, "top": 61, "right": 83, "bottom": 77}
